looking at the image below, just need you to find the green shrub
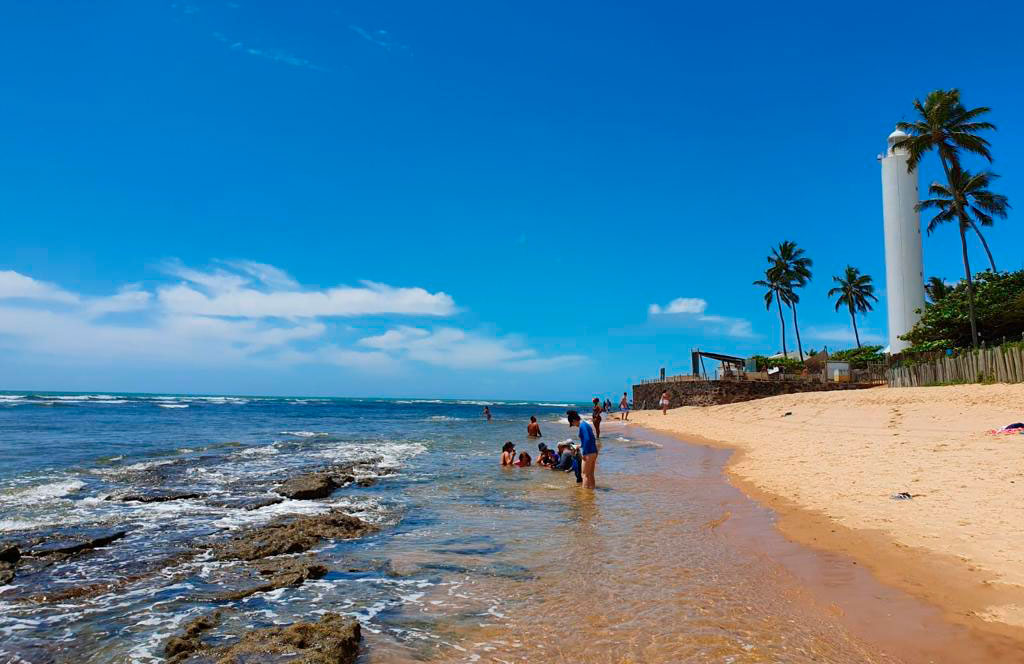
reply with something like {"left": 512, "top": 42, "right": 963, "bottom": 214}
{"left": 828, "top": 345, "right": 884, "bottom": 368}
{"left": 748, "top": 355, "right": 805, "bottom": 373}
{"left": 901, "top": 270, "right": 1024, "bottom": 349}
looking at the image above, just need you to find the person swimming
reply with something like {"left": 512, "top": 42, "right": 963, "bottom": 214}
{"left": 501, "top": 441, "right": 515, "bottom": 466}
{"left": 527, "top": 416, "right": 542, "bottom": 437}
{"left": 484, "top": 406, "right": 492, "bottom": 422}
{"left": 514, "top": 451, "right": 532, "bottom": 467}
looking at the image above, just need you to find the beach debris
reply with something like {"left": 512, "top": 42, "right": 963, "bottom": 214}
{"left": 106, "top": 490, "right": 205, "bottom": 503}
{"left": 216, "top": 556, "right": 329, "bottom": 601}
{"left": 165, "top": 612, "right": 360, "bottom": 664}
{"left": 214, "top": 510, "right": 378, "bottom": 561}
{"left": 0, "top": 542, "right": 21, "bottom": 584}
{"left": 890, "top": 492, "right": 913, "bottom": 501}
{"left": 782, "top": 412, "right": 793, "bottom": 417}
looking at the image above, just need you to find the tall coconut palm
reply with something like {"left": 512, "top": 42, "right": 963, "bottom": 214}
{"left": 828, "top": 266, "right": 878, "bottom": 349}
{"left": 917, "top": 168, "right": 1010, "bottom": 347}
{"left": 892, "top": 89, "right": 1000, "bottom": 271}
{"left": 924, "top": 276, "right": 952, "bottom": 304}
{"left": 753, "top": 261, "right": 789, "bottom": 357}
{"left": 770, "top": 241, "right": 813, "bottom": 362}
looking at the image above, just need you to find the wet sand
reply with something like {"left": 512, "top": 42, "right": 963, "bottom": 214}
{"left": 366, "top": 424, "right": 1022, "bottom": 663}
{"left": 624, "top": 384, "right": 1024, "bottom": 642}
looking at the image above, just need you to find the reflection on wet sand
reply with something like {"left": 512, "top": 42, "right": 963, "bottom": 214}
{"left": 384, "top": 426, "right": 1019, "bottom": 663}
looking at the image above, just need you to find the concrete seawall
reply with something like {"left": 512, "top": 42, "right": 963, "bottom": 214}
{"left": 633, "top": 380, "right": 875, "bottom": 409}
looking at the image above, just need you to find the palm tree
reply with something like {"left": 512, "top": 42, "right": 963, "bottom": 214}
{"left": 753, "top": 261, "right": 789, "bottom": 357}
{"left": 917, "top": 167, "right": 1010, "bottom": 347}
{"left": 828, "top": 266, "right": 878, "bottom": 349}
{"left": 770, "top": 241, "right": 813, "bottom": 362}
{"left": 892, "top": 89, "right": 1000, "bottom": 271}
{"left": 924, "top": 276, "right": 952, "bottom": 304}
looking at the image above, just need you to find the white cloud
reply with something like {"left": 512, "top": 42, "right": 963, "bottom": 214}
{"left": 647, "top": 296, "right": 755, "bottom": 338}
{"left": 804, "top": 325, "right": 885, "bottom": 345}
{"left": 648, "top": 298, "right": 707, "bottom": 316}
{"left": 358, "top": 326, "right": 585, "bottom": 372}
{"left": 0, "top": 271, "right": 78, "bottom": 304}
{"left": 0, "top": 262, "right": 573, "bottom": 376}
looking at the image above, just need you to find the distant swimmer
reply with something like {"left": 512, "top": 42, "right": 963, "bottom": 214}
{"left": 483, "top": 406, "right": 492, "bottom": 422}
{"left": 527, "top": 416, "right": 542, "bottom": 437}
{"left": 619, "top": 392, "right": 630, "bottom": 420}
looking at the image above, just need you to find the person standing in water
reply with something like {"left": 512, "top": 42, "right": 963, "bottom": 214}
{"left": 659, "top": 391, "right": 670, "bottom": 415}
{"left": 567, "top": 410, "right": 598, "bottom": 489}
{"left": 527, "top": 416, "right": 542, "bottom": 437}
{"left": 619, "top": 392, "right": 630, "bottom": 420}
{"left": 483, "top": 406, "right": 492, "bottom": 422}
{"left": 591, "top": 397, "right": 603, "bottom": 438}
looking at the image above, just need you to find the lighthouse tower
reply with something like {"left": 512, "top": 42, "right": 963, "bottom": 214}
{"left": 880, "top": 129, "right": 926, "bottom": 354}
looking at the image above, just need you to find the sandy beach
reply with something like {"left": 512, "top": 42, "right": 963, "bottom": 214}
{"left": 622, "top": 383, "right": 1024, "bottom": 636}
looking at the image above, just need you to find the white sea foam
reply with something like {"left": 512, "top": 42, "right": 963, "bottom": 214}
{"left": 538, "top": 403, "right": 572, "bottom": 407}
{"left": 455, "top": 400, "right": 491, "bottom": 406}
{"left": 238, "top": 445, "right": 280, "bottom": 457}
{"left": 279, "top": 431, "right": 329, "bottom": 438}
{"left": 0, "top": 479, "right": 85, "bottom": 506}
{"left": 426, "top": 416, "right": 464, "bottom": 422}
{"left": 0, "top": 395, "right": 26, "bottom": 401}
{"left": 156, "top": 403, "right": 189, "bottom": 409}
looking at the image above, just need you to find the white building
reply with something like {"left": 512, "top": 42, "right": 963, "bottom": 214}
{"left": 880, "top": 129, "right": 926, "bottom": 354}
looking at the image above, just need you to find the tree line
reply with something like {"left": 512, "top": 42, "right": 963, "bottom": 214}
{"left": 753, "top": 89, "right": 1011, "bottom": 358}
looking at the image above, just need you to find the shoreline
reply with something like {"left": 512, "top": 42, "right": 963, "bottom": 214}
{"left": 614, "top": 383, "right": 1024, "bottom": 644}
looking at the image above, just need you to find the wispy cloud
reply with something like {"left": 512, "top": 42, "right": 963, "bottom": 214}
{"left": 647, "top": 297, "right": 756, "bottom": 339}
{"left": 212, "top": 32, "right": 325, "bottom": 71}
{"left": 804, "top": 325, "right": 885, "bottom": 345}
{"left": 0, "top": 262, "right": 573, "bottom": 375}
{"left": 348, "top": 25, "right": 408, "bottom": 52}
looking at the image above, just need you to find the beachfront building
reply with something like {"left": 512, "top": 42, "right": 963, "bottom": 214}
{"left": 879, "top": 128, "right": 926, "bottom": 354}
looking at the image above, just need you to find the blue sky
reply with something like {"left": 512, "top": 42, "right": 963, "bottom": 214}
{"left": 0, "top": 0, "right": 1020, "bottom": 399}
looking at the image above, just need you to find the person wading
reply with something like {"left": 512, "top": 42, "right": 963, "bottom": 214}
{"left": 567, "top": 410, "right": 598, "bottom": 489}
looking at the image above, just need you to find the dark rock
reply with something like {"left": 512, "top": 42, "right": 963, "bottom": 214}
{"left": 355, "top": 477, "right": 376, "bottom": 488}
{"left": 27, "top": 528, "right": 128, "bottom": 557}
{"left": 107, "top": 490, "right": 204, "bottom": 503}
{"left": 274, "top": 473, "right": 340, "bottom": 500}
{"left": 0, "top": 542, "right": 20, "bottom": 564}
{"left": 164, "top": 610, "right": 223, "bottom": 660}
{"left": 0, "top": 543, "right": 20, "bottom": 584}
{"left": 216, "top": 557, "right": 328, "bottom": 601}
{"left": 214, "top": 511, "right": 377, "bottom": 561}
{"left": 168, "top": 612, "right": 360, "bottom": 664}
{"left": 206, "top": 495, "right": 285, "bottom": 511}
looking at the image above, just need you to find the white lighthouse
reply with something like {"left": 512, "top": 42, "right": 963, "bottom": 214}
{"left": 880, "top": 129, "right": 926, "bottom": 354}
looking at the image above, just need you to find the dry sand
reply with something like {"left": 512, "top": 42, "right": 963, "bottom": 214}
{"left": 623, "top": 383, "right": 1024, "bottom": 633}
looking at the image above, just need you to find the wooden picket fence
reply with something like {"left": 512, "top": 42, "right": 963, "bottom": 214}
{"left": 886, "top": 344, "right": 1024, "bottom": 387}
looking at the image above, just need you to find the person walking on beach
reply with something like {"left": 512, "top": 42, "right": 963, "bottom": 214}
{"left": 591, "top": 397, "right": 603, "bottom": 438}
{"left": 527, "top": 416, "right": 542, "bottom": 437}
{"left": 483, "top": 406, "right": 492, "bottom": 422}
{"left": 619, "top": 392, "right": 629, "bottom": 420}
{"left": 567, "top": 410, "right": 598, "bottom": 489}
{"left": 659, "top": 391, "right": 669, "bottom": 415}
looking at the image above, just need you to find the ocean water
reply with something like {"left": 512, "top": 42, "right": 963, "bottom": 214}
{"left": 1, "top": 392, "right": 1004, "bottom": 664}
{"left": 0, "top": 393, "right": 586, "bottom": 663}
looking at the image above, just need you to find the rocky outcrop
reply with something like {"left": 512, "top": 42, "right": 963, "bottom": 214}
{"left": 0, "top": 542, "right": 20, "bottom": 584}
{"left": 214, "top": 511, "right": 377, "bottom": 561}
{"left": 26, "top": 528, "right": 129, "bottom": 557}
{"left": 274, "top": 473, "right": 346, "bottom": 500}
{"left": 206, "top": 494, "right": 285, "bottom": 511}
{"left": 216, "top": 557, "right": 328, "bottom": 601}
{"left": 166, "top": 612, "right": 360, "bottom": 664}
{"left": 164, "top": 611, "right": 223, "bottom": 661}
{"left": 107, "top": 490, "right": 204, "bottom": 503}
